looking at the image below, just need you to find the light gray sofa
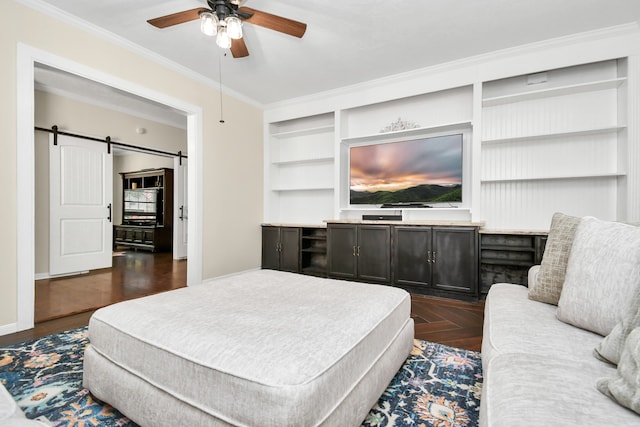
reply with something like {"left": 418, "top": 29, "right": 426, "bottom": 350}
{"left": 480, "top": 213, "right": 640, "bottom": 426}
{"left": 0, "top": 383, "right": 47, "bottom": 427}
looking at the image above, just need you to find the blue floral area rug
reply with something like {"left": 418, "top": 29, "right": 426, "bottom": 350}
{"left": 0, "top": 328, "right": 482, "bottom": 427}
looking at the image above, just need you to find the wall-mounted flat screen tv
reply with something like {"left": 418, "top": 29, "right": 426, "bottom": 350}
{"left": 349, "top": 134, "right": 463, "bottom": 205}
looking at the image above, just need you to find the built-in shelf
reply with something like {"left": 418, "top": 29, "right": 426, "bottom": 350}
{"left": 302, "top": 235, "right": 327, "bottom": 240}
{"left": 270, "top": 125, "right": 334, "bottom": 139}
{"left": 341, "top": 121, "right": 472, "bottom": 144}
{"left": 272, "top": 156, "right": 334, "bottom": 165}
{"left": 482, "top": 77, "right": 627, "bottom": 107}
{"left": 340, "top": 207, "right": 465, "bottom": 212}
{"left": 481, "top": 172, "right": 624, "bottom": 184}
{"left": 272, "top": 186, "right": 334, "bottom": 192}
{"left": 301, "top": 247, "right": 326, "bottom": 254}
{"left": 481, "top": 245, "right": 535, "bottom": 252}
{"left": 481, "top": 125, "right": 626, "bottom": 144}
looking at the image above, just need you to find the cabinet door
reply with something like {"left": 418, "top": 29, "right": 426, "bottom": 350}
{"left": 143, "top": 229, "right": 155, "bottom": 244}
{"left": 432, "top": 227, "right": 478, "bottom": 295}
{"left": 357, "top": 225, "right": 391, "bottom": 283}
{"left": 393, "top": 226, "right": 431, "bottom": 288}
{"left": 114, "top": 227, "right": 126, "bottom": 241}
{"left": 262, "top": 227, "right": 281, "bottom": 270}
{"left": 280, "top": 227, "right": 300, "bottom": 273}
{"left": 327, "top": 224, "right": 358, "bottom": 279}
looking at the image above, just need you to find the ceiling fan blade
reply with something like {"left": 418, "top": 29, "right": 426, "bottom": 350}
{"left": 231, "top": 38, "right": 250, "bottom": 58}
{"left": 147, "top": 8, "right": 208, "bottom": 29}
{"left": 238, "top": 7, "right": 307, "bottom": 38}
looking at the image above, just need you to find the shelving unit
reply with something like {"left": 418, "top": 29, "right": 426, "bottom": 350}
{"left": 482, "top": 77, "right": 626, "bottom": 107}
{"left": 300, "top": 227, "right": 327, "bottom": 276}
{"left": 265, "top": 113, "right": 335, "bottom": 224}
{"left": 114, "top": 168, "right": 173, "bottom": 252}
{"left": 480, "top": 59, "right": 628, "bottom": 229}
{"left": 263, "top": 56, "right": 635, "bottom": 232}
{"left": 481, "top": 125, "right": 626, "bottom": 145}
{"left": 479, "top": 232, "right": 547, "bottom": 294}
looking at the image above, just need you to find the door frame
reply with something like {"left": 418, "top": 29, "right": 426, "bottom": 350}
{"left": 15, "top": 43, "right": 204, "bottom": 332}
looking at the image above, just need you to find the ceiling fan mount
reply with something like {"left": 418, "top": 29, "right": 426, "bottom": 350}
{"left": 147, "top": 1, "right": 307, "bottom": 59}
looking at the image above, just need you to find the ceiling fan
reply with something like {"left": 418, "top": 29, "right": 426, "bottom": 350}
{"left": 147, "top": 0, "right": 307, "bottom": 58}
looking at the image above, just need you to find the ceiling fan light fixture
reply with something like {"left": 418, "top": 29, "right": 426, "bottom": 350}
{"left": 216, "top": 26, "right": 232, "bottom": 49}
{"left": 226, "top": 16, "right": 243, "bottom": 39}
{"left": 200, "top": 11, "right": 218, "bottom": 36}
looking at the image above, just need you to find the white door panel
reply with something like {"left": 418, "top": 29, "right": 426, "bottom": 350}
{"left": 50, "top": 134, "right": 113, "bottom": 275}
{"left": 173, "top": 157, "right": 188, "bottom": 259}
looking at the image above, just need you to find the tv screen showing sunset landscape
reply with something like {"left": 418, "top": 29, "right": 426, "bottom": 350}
{"left": 349, "top": 134, "right": 463, "bottom": 205}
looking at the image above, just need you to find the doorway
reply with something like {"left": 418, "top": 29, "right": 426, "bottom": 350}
{"left": 16, "top": 45, "right": 204, "bottom": 333}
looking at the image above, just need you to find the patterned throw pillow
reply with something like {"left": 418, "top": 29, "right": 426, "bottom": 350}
{"left": 597, "top": 327, "right": 640, "bottom": 415}
{"left": 556, "top": 217, "right": 640, "bottom": 337}
{"left": 528, "top": 212, "right": 580, "bottom": 305}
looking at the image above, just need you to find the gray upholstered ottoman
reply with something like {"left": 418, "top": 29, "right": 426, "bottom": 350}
{"left": 83, "top": 270, "right": 414, "bottom": 427}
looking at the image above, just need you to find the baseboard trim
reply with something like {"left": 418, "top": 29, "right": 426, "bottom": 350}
{"left": 0, "top": 322, "right": 18, "bottom": 337}
{"left": 35, "top": 271, "right": 89, "bottom": 281}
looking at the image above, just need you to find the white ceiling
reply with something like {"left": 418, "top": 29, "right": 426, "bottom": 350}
{"left": 29, "top": 0, "right": 640, "bottom": 123}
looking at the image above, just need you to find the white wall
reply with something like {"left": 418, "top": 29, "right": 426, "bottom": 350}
{"left": 1, "top": 1, "right": 263, "bottom": 333}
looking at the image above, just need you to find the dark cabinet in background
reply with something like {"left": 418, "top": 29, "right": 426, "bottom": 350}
{"left": 114, "top": 168, "right": 173, "bottom": 252}
{"left": 327, "top": 224, "right": 391, "bottom": 283}
{"left": 262, "top": 226, "right": 300, "bottom": 273}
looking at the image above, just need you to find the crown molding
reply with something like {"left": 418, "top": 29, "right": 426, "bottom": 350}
{"left": 15, "top": 0, "right": 264, "bottom": 109}
{"left": 34, "top": 83, "right": 188, "bottom": 129}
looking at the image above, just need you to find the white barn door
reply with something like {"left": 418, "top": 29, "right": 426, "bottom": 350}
{"left": 50, "top": 134, "right": 113, "bottom": 275}
{"left": 173, "top": 157, "right": 188, "bottom": 259}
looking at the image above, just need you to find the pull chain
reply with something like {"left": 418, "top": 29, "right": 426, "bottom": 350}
{"left": 219, "top": 52, "right": 225, "bottom": 124}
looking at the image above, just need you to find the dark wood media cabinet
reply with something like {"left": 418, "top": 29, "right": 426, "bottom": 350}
{"left": 263, "top": 221, "right": 484, "bottom": 300}
{"left": 262, "top": 222, "right": 548, "bottom": 300}
{"left": 114, "top": 168, "right": 173, "bottom": 252}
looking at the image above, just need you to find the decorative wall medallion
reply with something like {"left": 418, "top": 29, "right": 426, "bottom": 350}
{"left": 380, "top": 117, "right": 420, "bottom": 133}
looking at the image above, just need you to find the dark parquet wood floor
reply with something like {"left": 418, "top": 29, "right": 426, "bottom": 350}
{"left": 411, "top": 294, "right": 484, "bottom": 352}
{"left": 0, "top": 252, "right": 484, "bottom": 351}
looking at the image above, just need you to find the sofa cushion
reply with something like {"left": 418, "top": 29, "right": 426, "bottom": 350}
{"left": 557, "top": 217, "right": 640, "bottom": 336}
{"left": 0, "top": 384, "right": 48, "bottom": 427}
{"left": 596, "top": 300, "right": 640, "bottom": 365}
{"left": 480, "top": 353, "right": 640, "bottom": 427}
{"left": 483, "top": 283, "right": 604, "bottom": 368}
{"left": 528, "top": 212, "right": 580, "bottom": 305}
{"left": 597, "top": 327, "right": 640, "bottom": 415}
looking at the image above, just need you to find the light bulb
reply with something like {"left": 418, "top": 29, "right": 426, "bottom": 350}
{"left": 200, "top": 11, "right": 218, "bottom": 36}
{"left": 225, "top": 16, "right": 243, "bottom": 39}
{"left": 216, "top": 26, "right": 232, "bottom": 49}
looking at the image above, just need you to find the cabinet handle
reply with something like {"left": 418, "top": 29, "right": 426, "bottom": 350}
{"left": 352, "top": 245, "right": 356, "bottom": 257}
{"left": 433, "top": 251, "right": 437, "bottom": 263}
{"left": 357, "top": 246, "right": 360, "bottom": 257}
{"left": 427, "top": 250, "right": 431, "bottom": 263}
